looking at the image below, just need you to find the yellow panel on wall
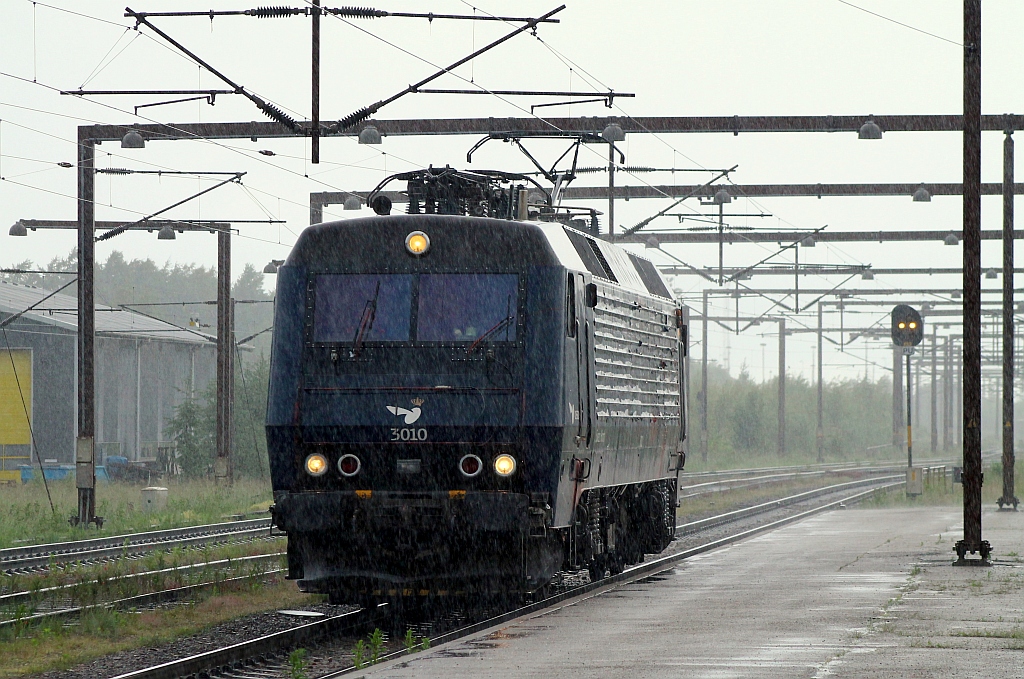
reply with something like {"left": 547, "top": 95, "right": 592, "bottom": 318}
{"left": 0, "top": 349, "right": 32, "bottom": 445}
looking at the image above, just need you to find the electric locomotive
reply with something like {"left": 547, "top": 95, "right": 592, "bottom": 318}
{"left": 267, "top": 168, "right": 688, "bottom": 605}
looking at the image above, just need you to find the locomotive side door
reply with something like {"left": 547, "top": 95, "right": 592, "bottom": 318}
{"left": 677, "top": 305, "right": 690, "bottom": 471}
{"left": 567, "top": 272, "right": 585, "bottom": 446}
{"left": 554, "top": 272, "right": 593, "bottom": 528}
{"left": 581, "top": 277, "right": 597, "bottom": 450}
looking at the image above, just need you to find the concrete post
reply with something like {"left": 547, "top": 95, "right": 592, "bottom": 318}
{"left": 816, "top": 303, "right": 824, "bottom": 462}
{"left": 700, "top": 291, "right": 709, "bottom": 463}
{"left": 893, "top": 346, "right": 904, "bottom": 451}
{"left": 216, "top": 229, "right": 233, "bottom": 484}
{"left": 931, "top": 327, "right": 938, "bottom": 454}
{"left": 1000, "top": 129, "right": 1018, "bottom": 510}
{"left": 75, "top": 133, "right": 97, "bottom": 527}
{"left": 777, "top": 318, "right": 786, "bottom": 457}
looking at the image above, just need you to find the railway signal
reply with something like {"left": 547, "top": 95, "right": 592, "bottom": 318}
{"left": 892, "top": 304, "right": 924, "bottom": 489}
{"left": 891, "top": 304, "right": 924, "bottom": 346}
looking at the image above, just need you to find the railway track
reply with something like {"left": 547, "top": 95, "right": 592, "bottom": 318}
{"left": 0, "top": 552, "right": 286, "bottom": 630}
{"left": 0, "top": 518, "right": 275, "bottom": 574}
{"left": 103, "top": 471, "right": 912, "bottom": 679}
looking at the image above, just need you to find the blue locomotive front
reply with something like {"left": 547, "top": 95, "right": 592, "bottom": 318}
{"left": 267, "top": 213, "right": 686, "bottom": 603}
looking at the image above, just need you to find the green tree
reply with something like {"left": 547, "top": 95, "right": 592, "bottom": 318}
{"left": 233, "top": 352, "right": 270, "bottom": 479}
{"left": 163, "top": 382, "right": 215, "bottom": 478}
{"left": 163, "top": 354, "right": 271, "bottom": 480}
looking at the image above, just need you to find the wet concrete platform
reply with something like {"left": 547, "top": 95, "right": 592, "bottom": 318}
{"left": 360, "top": 506, "right": 1024, "bottom": 678}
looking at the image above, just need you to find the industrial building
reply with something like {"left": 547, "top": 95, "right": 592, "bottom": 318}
{"left": 0, "top": 280, "right": 216, "bottom": 481}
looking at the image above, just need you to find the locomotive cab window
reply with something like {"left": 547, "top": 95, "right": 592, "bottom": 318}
{"left": 313, "top": 274, "right": 412, "bottom": 343}
{"left": 311, "top": 272, "right": 519, "bottom": 344}
{"left": 417, "top": 274, "right": 518, "bottom": 342}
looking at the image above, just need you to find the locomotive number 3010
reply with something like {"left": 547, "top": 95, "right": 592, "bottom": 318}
{"left": 390, "top": 427, "right": 428, "bottom": 442}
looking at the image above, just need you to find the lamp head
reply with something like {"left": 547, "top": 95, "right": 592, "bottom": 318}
{"left": 121, "top": 130, "right": 146, "bottom": 149}
{"left": 858, "top": 118, "right": 883, "bottom": 140}
{"left": 601, "top": 123, "right": 625, "bottom": 143}
{"left": 358, "top": 126, "right": 382, "bottom": 145}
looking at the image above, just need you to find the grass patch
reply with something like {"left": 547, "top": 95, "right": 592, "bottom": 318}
{"left": 0, "top": 576, "right": 316, "bottom": 677}
{"left": 861, "top": 462, "right": 1024, "bottom": 509}
{"left": 0, "top": 477, "right": 271, "bottom": 549}
{"left": 952, "top": 627, "right": 1024, "bottom": 640}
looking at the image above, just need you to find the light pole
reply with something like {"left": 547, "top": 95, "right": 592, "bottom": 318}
{"left": 601, "top": 123, "right": 625, "bottom": 240}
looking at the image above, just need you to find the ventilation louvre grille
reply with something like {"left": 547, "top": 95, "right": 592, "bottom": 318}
{"left": 586, "top": 238, "right": 618, "bottom": 283}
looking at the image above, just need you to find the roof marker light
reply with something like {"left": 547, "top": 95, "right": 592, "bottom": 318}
{"left": 406, "top": 231, "right": 430, "bottom": 256}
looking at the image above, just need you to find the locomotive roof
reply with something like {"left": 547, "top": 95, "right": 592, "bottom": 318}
{"left": 290, "top": 214, "right": 675, "bottom": 302}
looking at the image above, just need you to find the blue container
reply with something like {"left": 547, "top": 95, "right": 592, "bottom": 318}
{"left": 18, "top": 464, "right": 109, "bottom": 483}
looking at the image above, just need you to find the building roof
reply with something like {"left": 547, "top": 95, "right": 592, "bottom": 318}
{"left": 0, "top": 280, "right": 217, "bottom": 345}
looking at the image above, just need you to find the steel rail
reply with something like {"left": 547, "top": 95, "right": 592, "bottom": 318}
{"left": 677, "top": 460, "right": 955, "bottom": 498}
{"left": 678, "top": 469, "right": 841, "bottom": 499}
{"left": 0, "top": 518, "right": 273, "bottom": 573}
{"left": 677, "top": 453, "right": 974, "bottom": 481}
{"left": 0, "top": 565, "right": 287, "bottom": 630}
{"left": 109, "top": 606, "right": 386, "bottom": 679}
{"left": 0, "top": 551, "right": 285, "bottom": 615}
{"left": 676, "top": 473, "right": 904, "bottom": 535}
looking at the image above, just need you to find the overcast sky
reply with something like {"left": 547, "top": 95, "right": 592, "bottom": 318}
{"left": 2, "top": 1, "right": 1022, "bottom": 384}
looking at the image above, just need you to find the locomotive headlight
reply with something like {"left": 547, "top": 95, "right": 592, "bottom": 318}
{"left": 493, "top": 454, "right": 517, "bottom": 477}
{"left": 405, "top": 231, "right": 430, "bottom": 256}
{"left": 304, "top": 453, "right": 328, "bottom": 476}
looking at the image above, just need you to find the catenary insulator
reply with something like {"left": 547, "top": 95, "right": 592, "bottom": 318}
{"left": 337, "top": 107, "right": 373, "bottom": 130}
{"left": 246, "top": 6, "right": 304, "bottom": 18}
{"left": 259, "top": 101, "right": 299, "bottom": 130}
{"left": 328, "top": 6, "right": 386, "bottom": 18}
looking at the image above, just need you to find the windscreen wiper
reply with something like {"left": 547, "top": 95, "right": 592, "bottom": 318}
{"left": 466, "top": 314, "right": 515, "bottom": 355}
{"left": 351, "top": 281, "right": 381, "bottom": 357}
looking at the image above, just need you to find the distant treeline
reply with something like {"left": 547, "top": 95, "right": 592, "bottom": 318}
{"left": 694, "top": 362, "right": 895, "bottom": 466}
{"left": 3, "top": 248, "right": 275, "bottom": 353}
